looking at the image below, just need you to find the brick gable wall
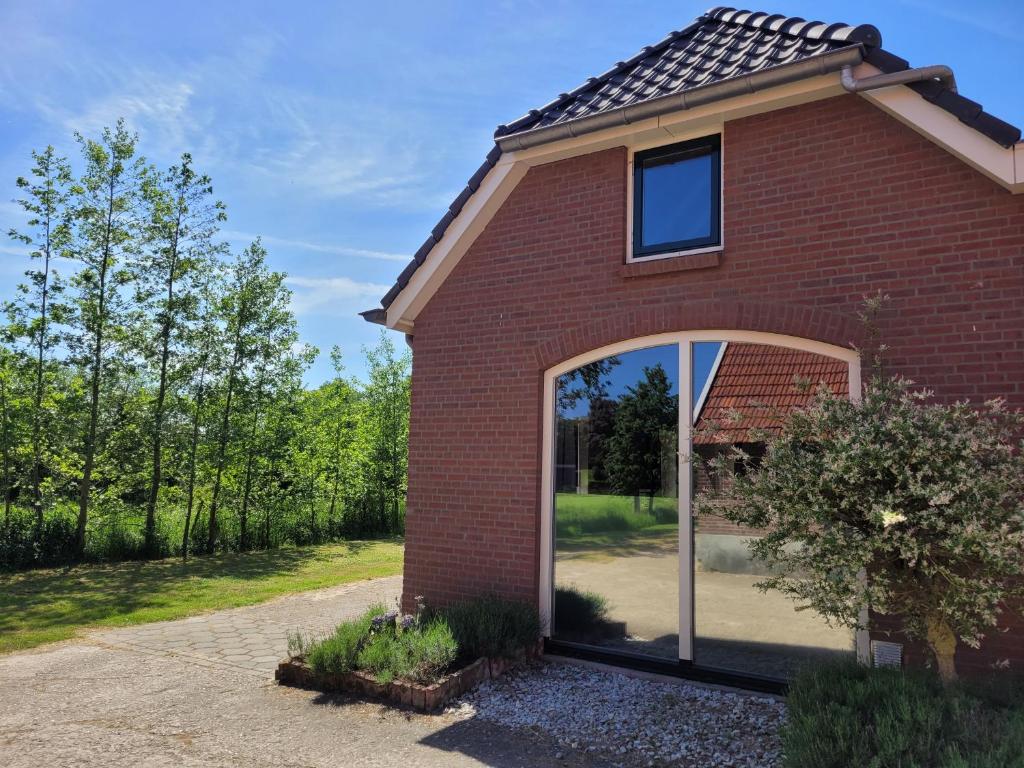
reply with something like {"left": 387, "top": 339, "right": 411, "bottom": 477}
{"left": 403, "top": 94, "right": 1024, "bottom": 676}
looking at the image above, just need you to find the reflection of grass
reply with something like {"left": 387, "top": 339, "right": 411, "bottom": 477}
{"left": 557, "top": 524, "right": 678, "bottom": 561}
{"left": 0, "top": 540, "right": 404, "bottom": 654}
{"left": 555, "top": 493, "right": 677, "bottom": 538}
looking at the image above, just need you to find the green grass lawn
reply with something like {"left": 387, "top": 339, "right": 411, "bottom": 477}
{"left": 0, "top": 539, "right": 404, "bottom": 654}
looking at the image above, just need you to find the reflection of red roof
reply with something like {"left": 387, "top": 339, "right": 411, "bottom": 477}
{"left": 693, "top": 343, "right": 848, "bottom": 445}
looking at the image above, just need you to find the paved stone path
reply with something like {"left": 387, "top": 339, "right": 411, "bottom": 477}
{"left": 0, "top": 576, "right": 610, "bottom": 768}
{"left": 92, "top": 574, "right": 403, "bottom": 674}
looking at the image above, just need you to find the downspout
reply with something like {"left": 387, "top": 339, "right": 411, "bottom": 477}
{"left": 840, "top": 64, "right": 957, "bottom": 94}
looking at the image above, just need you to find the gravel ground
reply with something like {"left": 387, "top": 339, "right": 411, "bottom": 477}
{"left": 448, "top": 662, "right": 787, "bottom": 768}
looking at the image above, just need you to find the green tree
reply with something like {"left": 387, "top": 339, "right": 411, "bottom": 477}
{"left": 6, "top": 146, "right": 73, "bottom": 531}
{"left": 322, "top": 347, "right": 358, "bottom": 531}
{"left": 352, "top": 333, "right": 410, "bottom": 535}
{"left": 206, "top": 240, "right": 302, "bottom": 552}
{"left": 138, "top": 153, "right": 225, "bottom": 556}
{"left": 604, "top": 364, "right": 677, "bottom": 513}
{"left": 67, "top": 120, "right": 148, "bottom": 557}
{"left": 179, "top": 270, "right": 223, "bottom": 560}
{"left": 701, "top": 376, "right": 1024, "bottom": 683}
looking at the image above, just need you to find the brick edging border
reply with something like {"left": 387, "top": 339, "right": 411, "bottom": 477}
{"left": 275, "top": 638, "right": 544, "bottom": 712}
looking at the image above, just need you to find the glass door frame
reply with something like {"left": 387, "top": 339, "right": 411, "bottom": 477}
{"left": 539, "top": 330, "right": 868, "bottom": 681}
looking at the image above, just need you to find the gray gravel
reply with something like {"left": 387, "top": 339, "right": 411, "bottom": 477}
{"left": 448, "top": 662, "right": 787, "bottom": 768}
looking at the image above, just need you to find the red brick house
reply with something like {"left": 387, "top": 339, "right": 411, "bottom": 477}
{"left": 363, "top": 7, "right": 1024, "bottom": 688}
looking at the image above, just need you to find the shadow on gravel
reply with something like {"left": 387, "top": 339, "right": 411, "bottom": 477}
{"left": 420, "top": 717, "right": 609, "bottom": 768}
{"left": 309, "top": 690, "right": 606, "bottom": 767}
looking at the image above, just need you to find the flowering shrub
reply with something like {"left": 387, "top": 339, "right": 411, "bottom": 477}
{"left": 698, "top": 375, "right": 1024, "bottom": 682}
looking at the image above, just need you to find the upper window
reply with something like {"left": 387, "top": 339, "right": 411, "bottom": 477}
{"left": 632, "top": 135, "right": 721, "bottom": 259}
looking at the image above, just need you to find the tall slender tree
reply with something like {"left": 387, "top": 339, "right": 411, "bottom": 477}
{"left": 67, "top": 120, "right": 148, "bottom": 557}
{"left": 180, "top": 270, "right": 223, "bottom": 560}
{"left": 6, "top": 146, "right": 73, "bottom": 532}
{"left": 139, "top": 153, "right": 225, "bottom": 556}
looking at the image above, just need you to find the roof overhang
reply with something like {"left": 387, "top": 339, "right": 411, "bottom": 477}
{"left": 377, "top": 62, "right": 1023, "bottom": 333}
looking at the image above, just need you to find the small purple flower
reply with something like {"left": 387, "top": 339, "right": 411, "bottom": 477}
{"left": 400, "top": 614, "right": 415, "bottom": 630}
{"left": 370, "top": 615, "right": 387, "bottom": 631}
{"left": 384, "top": 610, "right": 399, "bottom": 624}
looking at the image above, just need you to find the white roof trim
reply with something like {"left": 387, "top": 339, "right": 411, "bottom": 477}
{"left": 852, "top": 63, "right": 1023, "bottom": 194}
{"left": 381, "top": 68, "right": 1021, "bottom": 331}
{"left": 693, "top": 341, "right": 728, "bottom": 425}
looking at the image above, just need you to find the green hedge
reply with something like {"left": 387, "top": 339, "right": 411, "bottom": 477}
{"left": 784, "top": 661, "right": 1024, "bottom": 768}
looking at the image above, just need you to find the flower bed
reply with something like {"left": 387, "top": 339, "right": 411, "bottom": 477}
{"left": 276, "top": 596, "right": 543, "bottom": 712}
{"left": 276, "top": 641, "right": 543, "bottom": 711}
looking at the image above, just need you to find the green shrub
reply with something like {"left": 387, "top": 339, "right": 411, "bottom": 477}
{"left": 439, "top": 595, "right": 540, "bottom": 660}
{"left": 306, "top": 603, "right": 387, "bottom": 676}
{"left": 783, "top": 661, "right": 1024, "bottom": 768}
{"left": 357, "top": 618, "right": 457, "bottom": 684}
{"left": 554, "top": 585, "right": 609, "bottom": 633}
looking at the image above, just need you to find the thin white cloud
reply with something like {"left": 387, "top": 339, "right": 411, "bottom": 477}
{"left": 222, "top": 230, "right": 408, "bottom": 263}
{"left": 285, "top": 275, "right": 389, "bottom": 316}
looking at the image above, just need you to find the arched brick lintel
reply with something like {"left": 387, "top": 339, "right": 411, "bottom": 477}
{"left": 534, "top": 300, "right": 863, "bottom": 370}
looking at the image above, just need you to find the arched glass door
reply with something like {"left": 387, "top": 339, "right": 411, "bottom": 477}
{"left": 543, "top": 333, "right": 862, "bottom": 681}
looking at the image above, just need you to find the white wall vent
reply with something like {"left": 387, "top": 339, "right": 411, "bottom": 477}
{"left": 871, "top": 640, "right": 903, "bottom": 669}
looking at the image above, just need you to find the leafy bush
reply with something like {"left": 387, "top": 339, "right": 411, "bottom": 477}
{"left": 700, "top": 372, "right": 1024, "bottom": 682}
{"left": 784, "top": 661, "right": 1024, "bottom": 768}
{"left": 554, "top": 585, "right": 609, "bottom": 633}
{"left": 439, "top": 595, "right": 541, "bottom": 661}
{"left": 0, "top": 508, "right": 77, "bottom": 569}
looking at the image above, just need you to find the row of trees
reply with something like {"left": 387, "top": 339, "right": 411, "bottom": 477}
{"left": 0, "top": 121, "right": 410, "bottom": 569}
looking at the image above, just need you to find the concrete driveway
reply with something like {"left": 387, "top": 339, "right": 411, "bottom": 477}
{"left": 0, "top": 576, "right": 605, "bottom": 768}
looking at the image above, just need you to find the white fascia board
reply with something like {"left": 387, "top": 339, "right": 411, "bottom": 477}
{"left": 385, "top": 159, "right": 528, "bottom": 331}
{"left": 853, "top": 63, "right": 1021, "bottom": 194}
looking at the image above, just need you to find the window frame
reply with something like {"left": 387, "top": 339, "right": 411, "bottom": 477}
{"left": 630, "top": 134, "right": 722, "bottom": 260}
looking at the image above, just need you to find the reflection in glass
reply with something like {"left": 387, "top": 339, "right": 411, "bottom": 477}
{"left": 691, "top": 341, "right": 856, "bottom": 679}
{"left": 553, "top": 345, "right": 679, "bottom": 659}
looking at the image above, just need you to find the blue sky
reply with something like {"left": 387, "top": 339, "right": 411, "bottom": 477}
{"left": 2, "top": 1, "right": 1021, "bottom": 384}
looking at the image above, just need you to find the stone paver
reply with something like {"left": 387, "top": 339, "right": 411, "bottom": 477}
{"left": 91, "top": 574, "right": 402, "bottom": 674}
{"left": 0, "top": 576, "right": 607, "bottom": 767}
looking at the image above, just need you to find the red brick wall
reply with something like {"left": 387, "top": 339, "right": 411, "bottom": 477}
{"left": 403, "top": 94, "right": 1024, "bottom": 676}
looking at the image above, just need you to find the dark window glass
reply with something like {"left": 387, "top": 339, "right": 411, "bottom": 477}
{"left": 633, "top": 136, "right": 720, "bottom": 257}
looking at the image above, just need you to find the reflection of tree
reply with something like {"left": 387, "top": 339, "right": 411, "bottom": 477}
{"left": 604, "top": 364, "right": 678, "bottom": 512}
{"left": 557, "top": 357, "right": 621, "bottom": 411}
{"left": 586, "top": 397, "right": 617, "bottom": 492}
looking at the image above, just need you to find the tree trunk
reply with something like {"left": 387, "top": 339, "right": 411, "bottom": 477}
{"left": 76, "top": 174, "right": 116, "bottom": 559}
{"left": 144, "top": 324, "right": 171, "bottom": 556}
{"left": 31, "top": 215, "right": 52, "bottom": 534}
{"left": 0, "top": 373, "right": 11, "bottom": 525}
{"left": 181, "top": 381, "right": 205, "bottom": 561}
{"left": 207, "top": 320, "right": 244, "bottom": 554}
{"left": 238, "top": 432, "right": 258, "bottom": 551}
{"left": 144, "top": 230, "right": 179, "bottom": 557}
{"left": 308, "top": 473, "right": 316, "bottom": 542}
{"left": 926, "top": 614, "right": 958, "bottom": 684}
